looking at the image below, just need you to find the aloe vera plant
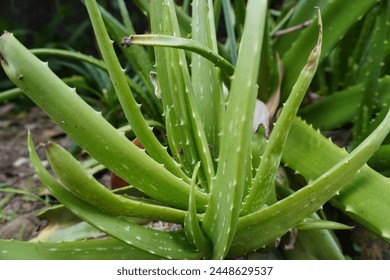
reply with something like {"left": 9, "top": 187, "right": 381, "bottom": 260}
{"left": 1, "top": 0, "right": 390, "bottom": 260}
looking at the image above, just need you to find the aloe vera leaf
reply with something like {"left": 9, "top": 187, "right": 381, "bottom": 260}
{"left": 125, "top": 35, "right": 234, "bottom": 76}
{"left": 46, "top": 141, "right": 187, "bottom": 223}
{"left": 97, "top": 5, "right": 154, "bottom": 93}
{"left": 0, "top": 32, "right": 208, "bottom": 209}
{"left": 368, "top": 144, "right": 390, "bottom": 176}
{"left": 149, "top": 0, "right": 215, "bottom": 188}
{"left": 352, "top": 0, "right": 390, "bottom": 148}
{"left": 0, "top": 76, "right": 86, "bottom": 102}
{"left": 274, "top": 0, "right": 327, "bottom": 55}
{"left": 201, "top": 0, "right": 267, "bottom": 260}
{"left": 31, "top": 48, "right": 106, "bottom": 69}
{"left": 41, "top": 221, "right": 103, "bottom": 242}
{"left": 191, "top": 0, "right": 224, "bottom": 161}
{"left": 229, "top": 109, "right": 390, "bottom": 257}
{"left": 258, "top": 16, "right": 278, "bottom": 102}
{"left": 85, "top": 0, "right": 189, "bottom": 182}
{"left": 283, "top": 229, "right": 345, "bottom": 260}
{"left": 97, "top": 9, "right": 161, "bottom": 121}
{"left": 0, "top": 238, "right": 163, "bottom": 260}
{"left": 150, "top": 2, "right": 200, "bottom": 177}
{"left": 345, "top": 10, "right": 377, "bottom": 86}
{"left": 277, "top": 206, "right": 345, "bottom": 259}
{"left": 222, "top": 0, "right": 237, "bottom": 64}
{"left": 299, "top": 77, "right": 390, "bottom": 130}
{"left": 117, "top": 0, "right": 132, "bottom": 32}
{"left": 233, "top": 0, "right": 246, "bottom": 37}
{"left": 31, "top": 48, "right": 155, "bottom": 116}
{"left": 276, "top": 184, "right": 346, "bottom": 259}
{"left": 133, "top": 0, "right": 192, "bottom": 37}
{"left": 251, "top": 125, "right": 267, "bottom": 176}
{"left": 28, "top": 134, "right": 205, "bottom": 260}
{"left": 282, "top": 117, "right": 390, "bottom": 243}
{"left": 184, "top": 163, "right": 212, "bottom": 256}
{"left": 296, "top": 218, "right": 352, "bottom": 231}
{"left": 182, "top": 0, "right": 190, "bottom": 14}
{"left": 281, "top": 0, "right": 380, "bottom": 98}
{"left": 32, "top": 48, "right": 146, "bottom": 100}
{"left": 213, "top": 0, "right": 222, "bottom": 30}
{"left": 241, "top": 11, "right": 322, "bottom": 215}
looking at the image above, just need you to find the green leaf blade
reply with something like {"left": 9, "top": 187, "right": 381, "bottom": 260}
{"left": 241, "top": 11, "right": 323, "bottom": 215}
{"left": 230, "top": 108, "right": 390, "bottom": 257}
{"left": 283, "top": 117, "right": 390, "bottom": 243}
{"left": 85, "top": 0, "right": 189, "bottom": 182}
{"left": 46, "top": 141, "right": 187, "bottom": 223}
{"left": 27, "top": 134, "right": 205, "bottom": 260}
{"left": 202, "top": 0, "right": 268, "bottom": 259}
{"left": 0, "top": 32, "right": 207, "bottom": 210}
{"left": 0, "top": 238, "right": 164, "bottom": 260}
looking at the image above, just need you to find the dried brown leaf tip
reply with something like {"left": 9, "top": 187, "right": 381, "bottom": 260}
{"left": 121, "top": 36, "right": 132, "bottom": 48}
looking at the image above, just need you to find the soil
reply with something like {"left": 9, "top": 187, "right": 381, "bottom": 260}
{"left": 0, "top": 103, "right": 73, "bottom": 240}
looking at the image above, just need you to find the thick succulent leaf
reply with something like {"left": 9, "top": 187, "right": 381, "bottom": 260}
{"left": 282, "top": 0, "right": 380, "bottom": 98}
{"left": 229, "top": 108, "right": 390, "bottom": 257}
{"left": 0, "top": 32, "right": 208, "bottom": 210}
{"left": 201, "top": 0, "right": 267, "bottom": 259}
{"left": 133, "top": 0, "right": 192, "bottom": 37}
{"left": 274, "top": 0, "right": 327, "bottom": 55}
{"left": 30, "top": 48, "right": 146, "bottom": 100}
{"left": 46, "top": 141, "right": 188, "bottom": 223}
{"left": 352, "top": 0, "right": 390, "bottom": 147}
{"left": 184, "top": 163, "right": 212, "bottom": 256}
{"left": 222, "top": 0, "right": 237, "bottom": 64}
{"left": 0, "top": 238, "right": 163, "bottom": 260}
{"left": 126, "top": 35, "right": 234, "bottom": 76}
{"left": 98, "top": 5, "right": 161, "bottom": 119}
{"left": 27, "top": 133, "right": 205, "bottom": 260}
{"left": 241, "top": 11, "right": 322, "bottom": 215}
{"left": 36, "top": 222, "right": 104, "bottom": 242}
{"left": 283, "top": 229, "right": 345, "bottom": 260}
{"left": 283, "top": 117, "right": 390, "bottom": 243}
{"left": 32, "top": 48, "right": 106, "bottom": 69}
{"left": 191, "top": 0, "right": 224, "bottom": 161}
{"left": 296, "top": 218, "right": 352, "bottom": 231}
{"left": 149, "top": 0, "right": 215, "bottom": 188}
{"left": 299, "top": 77, "right": 390, "bottom": 130}
{"left": 85, "top": 0, "right": 189, "bottom": 182}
